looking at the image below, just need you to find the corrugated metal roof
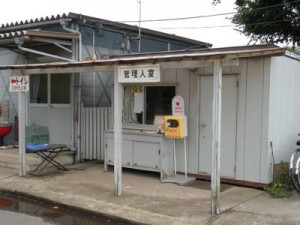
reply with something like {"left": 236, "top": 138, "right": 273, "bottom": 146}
{"left": 0, "top": 30, "right": 26, "bottom": 39}
{"left": 0, "top": 14, "right": 68, "bottom": 42}
{"left": 0, "top": 30, "right": 78, "bottom": 42}
{"left": 0, "top": 14, "right": 67, "bottom": 30}
{"left": 0, "top": 12, "right": 211, "bottom": 47}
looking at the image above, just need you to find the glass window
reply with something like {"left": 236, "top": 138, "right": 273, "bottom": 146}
{"left": 81, "top": 72, "right": 112, "bottom": 107}
{"left": 30, "top": 74, "right": 47, "bottom": 103}
{"left": 145, "top": 86, "right": 174, "bottom": 124}
{"left": 51, "top": 74, "right": 70, "bottom": 104}
{"left": 123, "top": 86, "right": 175, "bottom": 125}
{"left": 30, "top": 74, "right": 70, "bottom": 104}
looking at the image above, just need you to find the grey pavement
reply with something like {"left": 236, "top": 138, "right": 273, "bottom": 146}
{"left": 0, "top": 162, "right": 299, "bottom": 225}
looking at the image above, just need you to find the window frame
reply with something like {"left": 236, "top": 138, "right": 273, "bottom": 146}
{"left": 30, "top": 73, "right": 71, "bottom": 107}
{"left": 122, "top": 83, "right": 177, "bottom": 130}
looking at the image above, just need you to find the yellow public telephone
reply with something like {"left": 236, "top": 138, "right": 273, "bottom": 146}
{"left": 164, "top": 116, "right": 187, "bottom": 138}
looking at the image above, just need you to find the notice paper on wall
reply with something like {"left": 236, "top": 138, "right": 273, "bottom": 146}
{"left": 134, "top": 93, "right": 143, "bottom": 113}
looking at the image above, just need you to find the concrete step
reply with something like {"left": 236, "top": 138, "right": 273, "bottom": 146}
{"left": 0, "top": 147, "right": 75, "bottom": 171}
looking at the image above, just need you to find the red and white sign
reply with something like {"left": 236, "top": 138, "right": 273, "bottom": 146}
{"left": 10, "top": 76, "right": 29, "bottom": 92}
{"left": 172, "top": 95, "right": 185, "bottom": 116}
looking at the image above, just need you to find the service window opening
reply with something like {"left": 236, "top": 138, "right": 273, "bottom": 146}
{"left": 123, "top": 86, "right": 175, "bottom": 125}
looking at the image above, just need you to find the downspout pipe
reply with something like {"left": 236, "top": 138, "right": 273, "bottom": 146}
{"left": 60, "top": 19, "right": 82, "bottom": 162}
{"left": 60, "top": 19, "right": 82, "bottom": 60}
{"left": 17, "top": 45, "right": 74, "bottom": 62}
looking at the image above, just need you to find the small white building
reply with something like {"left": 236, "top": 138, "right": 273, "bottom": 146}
{"left": 1, "top": 45, "right": 298, "bottom": 187}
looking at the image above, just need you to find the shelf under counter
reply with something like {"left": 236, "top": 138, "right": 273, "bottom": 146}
{"left": 104, "top": 129, "right": 162, "bottom": 173}
{"left": 104, "top": 129, "right": 175, "bottom": 180}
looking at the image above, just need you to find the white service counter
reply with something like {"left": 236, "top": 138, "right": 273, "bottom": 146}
{"left": 104, "top": 129, "right": 174, "bottom": 179}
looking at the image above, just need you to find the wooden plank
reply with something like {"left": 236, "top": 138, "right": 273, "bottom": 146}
{"left": 114, "top": 65, "right": 123, "bottom": 196}
{"left": 235, "top": 60, "right": 247, "bottom": 181}
{"left": 18, "top": 92, "right": 26, "bottom": 176}
{"left": 180, "top": 172, "right": 269, "bottom": 189}
{"left": 211, "top": 59, "right": 222, "bottom": 215}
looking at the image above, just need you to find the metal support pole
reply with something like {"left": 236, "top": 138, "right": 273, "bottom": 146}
{"left": 18, "top": 91, "right": 26, "bottom": 176}
{"left": 137, "top": 0, "right": 142, "bottom": 52}
{"left": 18, "top": 45, "right": 73, "bottom": 62}
{"left": 114, "top": 65, "right": 123, "bottom": 196}
{"left": 211, "top": 59, "right": 222, "bottom": 215}
{"left": 184, "top": 137, "right": 187, "bottom": 178}
{"left": 173, "top": 139, "right": 176, "bottom": 175}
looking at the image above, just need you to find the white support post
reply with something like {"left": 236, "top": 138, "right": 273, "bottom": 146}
{"left": 173, "top": 139, "right": 176, "bottom": 175}
{"left": 18, "top": 91, "right": 26, "bottom": 176}
{"left": 113, "top": 65, "right": 123, "bottom": 196}
{"left": 184, "top": 137, "right": 187, "bottom": 178}
{"left": 211, "top": 59, "right": 222, "bottom": 215}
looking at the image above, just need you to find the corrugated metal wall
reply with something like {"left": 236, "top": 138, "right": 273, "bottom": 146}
{"left": 80, "top": 106, "right": 111, "bottom": 160}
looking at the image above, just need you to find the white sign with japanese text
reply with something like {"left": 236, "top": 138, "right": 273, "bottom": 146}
{"left": 10, "top": 76, "right": 29, "bottom": 92}
{"left": 172, "top": 95, "right": 185, "bottom": 116}
{"left": 118, "top": 64, "right": 160, "bottom": 83}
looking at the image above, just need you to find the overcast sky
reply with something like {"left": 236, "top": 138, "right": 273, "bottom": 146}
{"left": 0, "top": 0, "right": 250, "bottom": 47}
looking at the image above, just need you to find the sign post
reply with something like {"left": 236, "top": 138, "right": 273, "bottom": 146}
{"left": 10, "top": 75, "right": 29, "bottom": 177}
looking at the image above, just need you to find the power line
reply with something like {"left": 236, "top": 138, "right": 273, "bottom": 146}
{"left": 119, "top": 12, "right": 235, "bottom": 23}
{"left": 156, "top": 18, "right": 296, "bottom": 30}
{"left": 118, "top": 0, "right": 300, "bottom": 23}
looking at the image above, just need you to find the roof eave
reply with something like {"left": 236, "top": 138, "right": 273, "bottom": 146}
{"left": 0, "top": 46, "right": 286, "bottom": 73}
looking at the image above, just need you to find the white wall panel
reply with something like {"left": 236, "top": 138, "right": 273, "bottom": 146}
{"left": 243, "top": 58, "right": 264, "bottom": 182}
{"left": 269, "top": 56, "right": 300, "bottom": 165}
{"left": 188, "top": 71, "right": 199, "bottom": 173}
{"left": 260, "top": 58, "right": 271, "bottom": 183}
{"left": 235, "top": 60, "right": 247, "bottom": 180}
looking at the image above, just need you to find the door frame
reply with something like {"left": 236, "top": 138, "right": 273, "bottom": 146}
{"left": 28, "top": 73, "right": 74, "bottom": 146}
{"left": 198, "top": 74, "right": 239, "bottom": 178}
